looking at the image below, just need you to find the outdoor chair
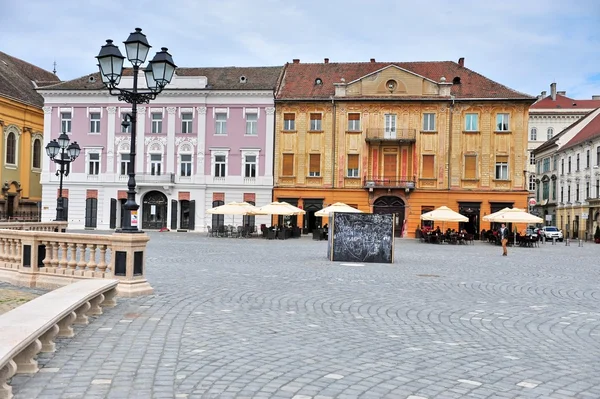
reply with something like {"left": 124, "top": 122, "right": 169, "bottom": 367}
{"left": 206, "top": 225, "right": 212, "bottom": 237}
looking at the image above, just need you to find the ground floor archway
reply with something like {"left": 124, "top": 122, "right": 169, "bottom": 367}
{"left": 142, "top": 191, "right": 168, "bottom": 230}
{"left": 373, "top": 196, "right": 405, "bottom": 237}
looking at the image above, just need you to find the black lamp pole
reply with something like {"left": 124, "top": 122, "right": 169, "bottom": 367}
{"left": 46, "top": 133, "right": 80, "bottom": 221}
{"left": 96, "top": 28, "right": 176, "bottom": 233}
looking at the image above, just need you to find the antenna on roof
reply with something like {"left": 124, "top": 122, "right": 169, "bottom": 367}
{"left": 52, "top": 60, "right": 57, "bottom": 75}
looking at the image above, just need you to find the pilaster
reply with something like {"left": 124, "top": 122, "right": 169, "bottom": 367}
{"left": 42, "top": 106, "right": 53, "bottom": 176}
{"left": 265, "top": 107, "right": 275, "bottom": 178}
{"left": 197, "top": 106, "right": 207, "bottom": 176}
{"left": 136, "top": 106, "right": 146, "bottom": 174}
{"left": 106, "top": 107, "right": 116, "bottom": 174}
{"left": 166, "top": 107, "right": 176, "bottom": 174}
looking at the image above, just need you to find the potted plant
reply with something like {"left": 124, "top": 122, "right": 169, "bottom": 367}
{"left": 594, "top": 225, "right": 600, "bottom": 244}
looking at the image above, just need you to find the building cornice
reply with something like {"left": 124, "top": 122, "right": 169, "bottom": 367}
{"left": 39, "top": 90, "right": 274, "bottom": 98}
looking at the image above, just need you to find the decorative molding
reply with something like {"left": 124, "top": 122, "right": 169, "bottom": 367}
{"left": 197, "top": 106, "right": 207, "bottom": 115}
{"left": 106, "top": 106, "right": 117, "bottom": 114}
{"left": 144, "top": 136, "right": 167, "bottom": 146}
{"left": 178, "top": 142, "right": 194, "bottom": 153}
{"left": 137, "top": 106, "right": 146, "bottom": 114}
{"left": 175, "top": 137, "right": 198, "bottom": 146}
{"left": 166, "top": 107, "right": 177, "bottom": 115}
{"left": 265, "top": 107, "right": 275, "bottom": 115}
{"left": 3, "top": 124, "right": 22, "bottom": 138}
{"left": 114, "top": 136, "right": 131, "bottom": 145}
{"left": 42, "top": 106, "right": 52, "bottom": 114}
{"left": 39, "top": 90, "right": 274, "bottom": 98}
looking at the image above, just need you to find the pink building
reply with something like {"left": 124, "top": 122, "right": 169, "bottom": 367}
{"left": 39, "top": 67, "right": 282, "bottom": 231}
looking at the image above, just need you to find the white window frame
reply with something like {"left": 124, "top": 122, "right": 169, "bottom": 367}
{"left": 90, "top": 112, "right": 101, "bottom": 133}
{"left": 181, "top": 113, "right": 193, "bottom": 134}
{"left": 465, "top": 113, "right": 478, "bottom": 131}
{"left": 308, "top": 154, "right": 321, "bottom": 177}
{"left": 121, "top": 113, "right": 132, "bottom": 133}
{"left": 547, "top": 127, "right": 554, "bottom": 140}
{"left": 245, "top": 113, "right": 258, "bottom": 136}
{"left": 31, "top": 135, "right": 42, "bottom": 170}
{"left": 214, "top": 155, "right": 227, "bottom": 177}
{"left": 309, "top": 113, "right": 322, "bottom": 131}
{"left": 180, "top": 153, "right": 193, "bottom": 177}
{"left": 347, "top": 154, "right": 360, "bottom": 177}
{"left": 61, "top": 112, "right": 72, "bottom": 134}
{"left": 151, "top": 113, "right": 163, "bottom": 134}
{"left": 530, "top": 127, "right": 537, "bottom": 141}
{"left": 211, "top": 149, "right": 230, "bottom": 178}
{"left": 347, "top": 113, "right": 361, "bottom": 131}
{"left": 215, "top": 112, "right": 227, "bottom": 135}
{"left": 119, "top": 152, "right": 130, "bottom": 176}
{"left": 4, "top": 127, "right": 20, "bottom": 168}
{"left": 149, "top": 153, "right": 162, "bottom": 176}
{"left": 243, "top": 154, "right": 257, "bottom": 178}
{"left": 85, "top": 148, "right": 103, "bottom": 176}
{"left": 529, "top": 175, "right": 536, "bottom": 191}
{"left": 422, "top": 113, "right": 436, "bottom": 131}
{"left": 496, "top": 113, "right": 510, "bottom": 131}
{"left": 283, "top": 114, "right": 295, "bottom": 131}
{"left": 384, "top": 114, "right": 397, "bottom": 138}
{"left": 530, "top": 151, "right": 536, "bottom": 165}
{"left": 495, "top": 157, "right": 509, "bottom": 180}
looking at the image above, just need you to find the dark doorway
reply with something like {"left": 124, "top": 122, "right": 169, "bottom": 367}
{"left": 278, "top": 198, "right": 299, "bottom": 229}
{"left": 212, "top": 200, "right": 224, "bottom": 231}
{"left": 119, "top": 199, "right": 126, "bottom": 228}
{"left": 242, "top": 201, "right": 255, "bottom": 231}
{"left": 373, "top": 196, "right": 405, "bottom": 237}
{"left": 459, "top": 202, "right": 480, "bottom": 239}
{"left": 85, "top": 198, "right": 98, "bottom": 228}
{"left": 302, "top": 199, "right": 323, "bottom": 233}
{"left": 7, "top": 195, "right": 15, "bottom": 218}
{"left": 142, "top": 191, "right": 168, "bottom": 230}
{"left": 180, "top": 200, "right": 190, "bottom": 230}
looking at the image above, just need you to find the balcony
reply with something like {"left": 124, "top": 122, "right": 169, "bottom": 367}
{"left": 365, "top": 128, "right": 416, "bottom": 144}
{"left": 363, "top": 176, "right": 416, "bottom": 190}
{"left": 136, "top": 173, "right": 175, "bottom": 185}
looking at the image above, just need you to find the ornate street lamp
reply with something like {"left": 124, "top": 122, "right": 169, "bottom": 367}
{"left": 96, "top": 28, "right": 176, "bottom": 233}
{"left": 46, "top": 132, "right": 80, "bottom": 221}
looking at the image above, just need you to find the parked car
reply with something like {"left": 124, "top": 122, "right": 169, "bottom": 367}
{"left": 541, "top": 226, "right": 564, "bottom": 241}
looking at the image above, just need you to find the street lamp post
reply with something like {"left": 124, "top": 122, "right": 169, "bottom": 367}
{"left": 46, "top": 133, "right": 81, "bottom": 221}
{"left": 96, "top": 28, "right": 176, "bottom": 233}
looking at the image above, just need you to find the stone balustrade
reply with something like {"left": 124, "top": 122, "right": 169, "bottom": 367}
{"left": 0, "top": 221, "right": 67, "bottom": 232}
{"left": 0, "top": 229, "right": 152, "bottom": 297}
{"left": 0, "top": 279, "right": 118, "bottom": 399}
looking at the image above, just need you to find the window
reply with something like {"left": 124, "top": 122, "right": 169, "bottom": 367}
{"left": 536, "top": 160, "right": 541, "bottom": 174}
{"left": 121, "top": 113, "right": 131, "bottom": 133}
{"left": 5, "top": 132, "right": 16, "bottom": 165}
{"left": 32, "top": 139, "right": 41, "bottom": 168}
{"left": 212, "top": 200, "right": 224, "bottom": 229}
{"left": 465, "top": 113, "right": 478, "bottom": 131}
{"left": 347, "top": 154, "right": 359, "bottom": 177}
{"left": 422, "top": 155, "right": 435, "bottom": 178}
{"left": 543, "top": 158, "right": 550, "bottom": 173}
{"left": 88, "top": 153, "right": 100, "bottom": 175}
{"left": 547, "top": 127, "right": 554, "bottom": 140}
{"left": 597, "top": 179, "right": 600, "bottom": 198}
{"left": 120, "top": 153, "right": 130, "bottom": 175}
{"left": 576, "top": 184, "right": 580, "bottom": 202}
{"left": 530, "top": 128, "right": 537, "bottom": 141}
{"left": 309, "top": 113, "right": 322, "bottom": 131}
{"left": 464, "top": 155, "right": 477, "bottom": 179}
{"left": 576, "top": 153, "right": 580, "bottom": 171}
{"left": 181, "top": 113, "right": 193, "bottom": 134}
{"left": 529, "top": 175, "right": 536, "bottom": 191}
{"left": 421, "top": 206, "right": 434, "bottom": 228}
{"left": 530, "top": 152, "right": 536, "bottom": 165}
{"left": 348, "top": 113, "right": 361, "bottom": 131}
{"left": 151, "top": 113, "right": 162, "bottom": 133}
{"left": 560, "top": 186, "right": 564, "bottom": 203}
{"left": 150, "top": 154, "right": 162, "bottom": 175}
{"left": 90, "top": 112, "right": 101, "bottom": 133}
{"left": 586, "top": 149, "right": 590, "bottom": 168}
{"left": 552, "top": 180, "right": 556, "bottom": 200}
{"left": 561, "top": 159, "right": 564, "bottom": 175}
{"left": 309, "top": 154, "right": 321, "bottom": 176}
{"left": 214, "top": 155, "right": 226, "bottom": 177}
{"left": 553, "top": 156, "right": 558, "bottom": 171}
{"left": 495, "top": 155, "right": 508, "bottom": 180}
{"left": 422, "top": 113, "right": 436, "bottom": 131}
{"left": 597, "top": 146, "right": 600, "bottom": 167}
{"left": 180, "top": 154, "right": 192, "bottom": 176}
{"left": 568, "top": 156, "right": 572, "bottom": 173}
{"left": 567, "top": 185, "right": 571, "bottom": 202}
{"left": 215, "top": 112, "right": 227, "bottom": 135}
{"left": 61, "top": 112, "right": 72, "bottom": 133}
{"left": 496, "top": 113, "right": 509, "bottom": 131}
{"left": 586, "top": 182, "right": 590, "bottom": 199}
{"left": 542, "top": 180, "right": 549, "bottom": 200}
{"left": 246, "top": 113, "right": 257, "bottom": 135}
{"left": 282, "top": 154, "right": 294, "bottom": 176}
{"left": 384, "top": 114, "right": 397, "bottom": 138}
{"left": 283, "top": 113, "right": 295, "bottom": 131}
{"left": 244, "top": 155, "right": 257, "bottom": 178}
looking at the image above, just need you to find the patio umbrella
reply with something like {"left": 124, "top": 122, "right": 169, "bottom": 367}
{"left": 250, "top": 201, "right": 305, "bottom": 216}
{"left": 482, "top": 207, "right": 513, "bottom": 222}
{"left": 206, "top": 201, "right": 260, "bottom": 225}
{"left": 315, "top": 202, "right": 363, "bottom": 217}
{"left": 420, "top": 206, "right": 468, "bottom": 222}
{"left": 484, "top": 208, "right": 543, "bottom": 245}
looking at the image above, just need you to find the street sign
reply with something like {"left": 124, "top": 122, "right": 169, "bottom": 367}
{"left": 582, "top": 213, "right": 589, "bottom": 219}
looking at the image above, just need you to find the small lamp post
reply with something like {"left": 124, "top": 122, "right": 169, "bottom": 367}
{"left": 96, "top": 28, "right": 176, "bottom": 233}
{"left": 46, "top": 133, "right": 80, "bottom": 221}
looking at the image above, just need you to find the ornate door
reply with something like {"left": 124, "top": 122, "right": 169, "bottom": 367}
{"left": 142, "top": 191, "right": 168, "bottom": 230}
{"left": 373, "top": 196, "right": 405, "bottom": 237}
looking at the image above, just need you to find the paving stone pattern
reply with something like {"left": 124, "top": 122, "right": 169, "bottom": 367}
{"left": 0, "top": 283, "right": 46, "bottom": 314}
{"left": 10, "top": 234, "right": 600, "bottom": 399}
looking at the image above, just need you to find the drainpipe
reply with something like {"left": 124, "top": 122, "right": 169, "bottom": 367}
{"left": 447, "top": 96, "right": 455, "bottom": 190}
{"left": 331, "top": 96, "right": 336, "bottom": 189}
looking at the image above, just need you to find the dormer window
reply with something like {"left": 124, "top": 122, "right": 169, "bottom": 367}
{"left": 315, "top": 78, "right": 323, "bottom": 85}
{"left": 239, "top": 75, "right": 247, "bottom": 83}
{"left": 452, "top": 76, "right": 461, "bottom": 84}
{"left": 386, "top": 79, "right": 398, "bottom": 92}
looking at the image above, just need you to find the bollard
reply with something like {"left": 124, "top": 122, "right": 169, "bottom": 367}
{"left": 552, "top": 237, "right": 556, "bottom": 245}
{"left": 565, "top": 238, "right": 570, "bottom": 246}
{"left": 579, "top": 239, "right": 583, "bottom": 247}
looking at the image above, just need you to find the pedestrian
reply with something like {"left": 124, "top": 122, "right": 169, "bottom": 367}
{"left": 500, "top": 223, "right": 508, "bottom": 256}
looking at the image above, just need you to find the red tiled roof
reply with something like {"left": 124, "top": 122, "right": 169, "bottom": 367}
{"left": 561, "top": 109, "right": 600, "bottom": 150}
{"left": 275, "top": 61, "right": 534, "bottom": 100}
{"left": 530, "top": 94, "right": 600, "bottom": 110}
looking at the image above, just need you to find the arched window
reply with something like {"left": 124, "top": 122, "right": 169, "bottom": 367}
{"left": 547, "top": 127, "right": 554, "bottom": 140}
{"left": 32, "top": 139, "right": 41, "bottom": 168}
{"left": 6, "top": 132, "right": 16, "bottom": 164}
{"left": 530, "top": 128, "right": 537, "bottom": 141}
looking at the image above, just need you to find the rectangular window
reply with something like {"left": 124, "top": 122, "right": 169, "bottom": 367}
{"left": 561, "top": 159, "right": 564, "bottom": 175}
{"left": 88, "top": 153, "right": 100, "bottom": 175}
{"left": 552, "top": 180, "right": 556, "bottom": 200}
{"left": 597, "top": 180, "right": 600, "bottom": 198}
{"left": 90, "top": 112, "right": 101, "bottom": 133}
{"left": 348, "top": 113, "right": 361, "bottom": 131}
{"left": 597, "top": 146, "right": 600, "bottom": 167}
{"left": 530, "top": 152, "right": 535, "bottom": 165}
{"left": 121, "top": 113, "right": 131, "bottom": 133}
{"left": 576, "top": 184, "right": 580, "bottom": 202}
{"left": 181, "top": 113, "right": 193, "bottom": 134}
{"left": 464, "top": 155, "right": 477, "bottom": 179}
{"left": 309, "top": 113, "right": 322, "bottom": 131}
{"left": 120, "top": 153, "right": 130, "bottom": 175}
{"left": 215, "top": 113, "right": 227, "bottom": 135}
{"left": 347, "top": 154, "right": 359, "bottom": 177}
{"left": 542, "top": 181, "right": 549, "bottom": 200}
{"left": 495, "top": 155, "right": 508, "bottom": 180}
{"left": 214, "top": 155, "right": 226, "bottom": 177}
{"left": 283, "top": 113, "right": 295, "bottom": 131}
{"left": 496, "top": 113, "right": 509, "bottom": 131}
{"left": 529, "top": 175, "right": 536, "bottom": 191}
{"left": 568, "top": 156, "right": 572, "bottom": 173}
{"left": 244, "top": 155, "right": 257, "bottom": 178}
{"left": 560, "top": 186, "right": 564, "bottom": 203}
{"left": 282, "top": 154, "right": 294, "bottom": 176}
{"left": 151, "top": 113, "right": 162, "bottom": 133}
{"left": 568, "top": 185, "right": 571, "bottom": 202}
{"left": 586, "top": 181, "right": 590, "bottom": 199}
{"left": 246, "top": 113, "right": 258, "bottom": 135}
{"left": 465, "top": 113, "right": 478, "bottom": 131}
{"left": 180, "top": 154, "right": 192, "bottom": 176}
{"left": 586, "top": 150, "right": 590, "bottom": 169}
{"left": 576, "top": 153, "right": 580, "bottom": 171}
{"left": 553, "top": 155, "right": 558, "bottom": 171}
{"left": 537, "top": 161, "right": 541, "bottom": 174}
{"left": 384, "top": 114, "right": 397, "bottom": 138}
{"left": 422, "top": 154, "right": 435, "bottom": 178}
{"left": 61, "top": 112, "right": 72, "bottom": 134}
{"left": 543, "top": 158, "right": 550, "bottom": 173}
{"left": 150, "top": 154, "right": 162, "bottom": 175}
{"left": 422, "top": 113, "right": 436, "bottom": 131}
{"left": 309, "top": 154, "right": 321, "bottom": 177}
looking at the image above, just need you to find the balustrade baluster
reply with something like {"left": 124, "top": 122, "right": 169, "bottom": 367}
{"left": 87, "top": 244, "right": 97, "bottom": 272}
{"left": 42, "top": 241, "right": 52, "bottom": 269}
{"left": 59, "top": 242, "right": 68, "bottom": 269}
{"left": 77, "top": 244, "right": 87, "bottom": 270}
{"left": 51, "top": 241, "right": 59, "bottom": 268}
{"left": 13, "top": 239, "right": 21, "bottom": 264}
{"left": 68, "top": 243, "right": 77, "bottom": 270}
{"left": 7, "top": 239, "right": 14, "bottom": 263}
{"left": 0, "top": 238, "right": 5, "bottom": 262}
{"left": 97, "top": 245, "right": 108, "bottom": 275}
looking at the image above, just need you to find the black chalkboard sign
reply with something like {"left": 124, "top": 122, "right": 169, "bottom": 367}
{"left": 329, "top": 213, "right": 394, "bottom": 263}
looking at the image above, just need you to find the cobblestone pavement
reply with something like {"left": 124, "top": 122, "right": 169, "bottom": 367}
{"left": 9, "top": 234, "right": 600, "bottom": 399}
{"left": 0, "top": 282, "right": 45, "bottom": 314}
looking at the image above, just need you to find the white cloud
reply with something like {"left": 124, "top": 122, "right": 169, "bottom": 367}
{"left": 1, "top": 0, "right": 598, "bottom": 98}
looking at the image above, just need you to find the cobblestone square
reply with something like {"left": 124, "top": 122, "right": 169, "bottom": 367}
{"left": 10, "top": 234, "right": 600, "bottom": 398}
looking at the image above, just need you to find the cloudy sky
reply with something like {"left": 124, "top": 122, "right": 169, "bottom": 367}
{"left": 1, "top": 0, "right": 599, "bottom": 98}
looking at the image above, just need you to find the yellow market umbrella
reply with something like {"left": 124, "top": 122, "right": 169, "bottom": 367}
{"left": 420, "top": 206, "right": 468, "bottom": 222}
{"left": 206, "top": 201, "right": 260, "bottom": 226}
{"left": 315, "top": 202, "right": 363, "bottom": 217}
{"left": 250, "top": 201, "right": 305, "bottom": 216}
{"left": 482, "top": 207, "right": 513, "bottom": 222}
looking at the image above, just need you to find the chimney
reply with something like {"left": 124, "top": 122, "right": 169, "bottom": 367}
{"left": 370, "top": 58, "right": 376, "bottom": 63}
{"left": 292, "top": 59, "right": 300, "bottom": 64}
{"left": 557, "top": 91, "right": 566, "bottom": 96}
{"left": 324, "top": 58, "right": 329, "bottom": 64}
{"left": 541, "top": 90, "right": 547, "bottom": 98}
{"left": 592, "top": 95, "right": 600, "bottom": 100}
{"left": 550, "top": 82, "right": 557, "bottom": 101}
{"left": 458, "top": 57, "right": 464, "bottom": 67}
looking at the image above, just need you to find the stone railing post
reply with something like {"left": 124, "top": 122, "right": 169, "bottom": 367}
{"left": 18, "top": 232, "right": 42, "bottom": 287}
{"left": 109, "top": 233, "right": 153, "bottom": 297}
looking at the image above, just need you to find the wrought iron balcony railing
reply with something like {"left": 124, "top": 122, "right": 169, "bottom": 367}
{"left": 136, "top": 173, "right": 175, "bottom": 184}
{"left": 365, "top": 128, "right": 416, "bottom": 142}
{"left": 363, "top": 176, "right": 416, "bottom": 189}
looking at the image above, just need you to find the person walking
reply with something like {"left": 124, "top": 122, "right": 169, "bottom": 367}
{"left": 500, "top": 223, "right": 508, "bottom": 256}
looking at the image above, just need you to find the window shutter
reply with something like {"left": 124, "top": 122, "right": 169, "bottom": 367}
{"left": 284, "top": 113, "right": 295, "bottom": 121}
{"left": 310, "top": 113, "right": 322, "bottom": 120}
{"left": 347, "top": 154, "right": 359, "bottom": 169}
{"left": 309, "top": 154, "right": 321, "bottom": 173}
{"left": 496, "top": 155, "right": 508, "bottom": 163}
{"left": 348, "top": 113, "right": 360, "bottom": 120}
{"left": 465, "top": 155, "right": 477, "bottom": 179}
{"left": 422, "top": 155, "right": 434, "bottom": 178}
{"left": 283, "top": 154, "right": 294, "bottom": 175}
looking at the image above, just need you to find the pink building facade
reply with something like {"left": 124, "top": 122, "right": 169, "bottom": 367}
{"left": 39, "top": 67, "right": 281, "bottom": 231}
